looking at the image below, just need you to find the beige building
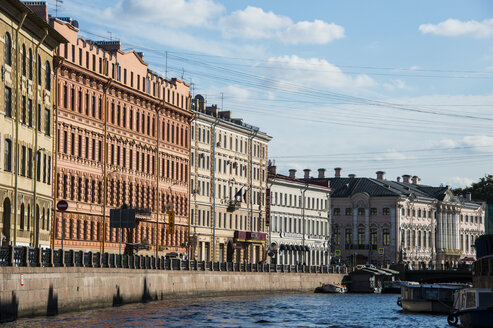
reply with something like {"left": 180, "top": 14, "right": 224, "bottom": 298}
{"left": 0, "top": 0, "right": 65, "bottom": 247}
{"left": 190, "top": 95, "right": 271, "bottom": 263}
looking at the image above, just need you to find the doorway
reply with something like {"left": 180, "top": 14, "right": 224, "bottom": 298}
{"left": 2, "top": 198, "right": 11, "bottom": 245}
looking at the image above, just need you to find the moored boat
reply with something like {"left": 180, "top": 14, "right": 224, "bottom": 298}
{"left": 382, "top": 280, "right": 405, "bottom": 294}
{"left": 315, "top": 283, "right": 347, "bottom": 294}
{"left": 447, "top": 288, "right": 493, "bottom": 327}
{"left": 398, "top": 282, "right": 470, "bottom": 313}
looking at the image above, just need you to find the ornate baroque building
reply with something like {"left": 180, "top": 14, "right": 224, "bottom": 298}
{"left": 190, "top": 96, "right": 271, "bottom": 263}
{"left": 0, "top": 0, "right": 65, "bottom": 247}
{"left": 51, "top": 17, "right": 192, "bottom": 255}
{"left": 308, "top": 169, "right": 485, "bottom": 268}
{"left": 268, "top": 166, "right": 331, "bottom": 266}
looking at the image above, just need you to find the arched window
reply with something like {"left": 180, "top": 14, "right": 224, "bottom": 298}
{"left": 45, "top": 61, "right": 51, "bottom": 90}
{"left": 4, "top": 33, "right": 12, "bottom": 66}
{"left": 27, "top": 204, "right": 31, "bottom": 230}
{"left": 37, "top": 55, "right": 42, "bottom": 85}
{"left": 28, "top": 49, "right": 33, "bottom": 80}
{"left": 42, "top": 207, "right": 45, "bottom": 230}
{"left": 383, "top": 228, "right": 390, "bottom": 246}
{"left": 22, "top": 45, "right": 26, "bottom": 76}
{"left": 357, "top": 226, "right": 365, "bottom": 245}
{"left": 20, "top": 203, "right": 25, "bottom": 230}
{"left": 370, "top": 227, "right": 377, "bottom": 247}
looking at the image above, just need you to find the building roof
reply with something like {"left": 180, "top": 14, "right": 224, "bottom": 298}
{"left": 308, "top": 176, "right": 481, "bottom": 207}
{"left": 6, "top": 0, "right": 67, "bottom": 44}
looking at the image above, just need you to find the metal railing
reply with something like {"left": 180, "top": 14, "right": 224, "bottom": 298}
{"left": 0, "top": 246, "right": 349, "bottom": 274}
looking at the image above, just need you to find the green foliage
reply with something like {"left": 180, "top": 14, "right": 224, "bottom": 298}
{"left": 453, "top": 175, "right": 493, "bottom": 203}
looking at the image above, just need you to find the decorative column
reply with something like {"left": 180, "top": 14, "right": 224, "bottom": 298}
{"left": 438, "top": 211, "right": 443, "bottom": 250}
{"left": 390, "top": 207, "right": 396, "bottom": 261}
{"left": 455, "top": 213, "right": 460, "bottom": 251}
{"left": 353, "top": 207, "right": 358, "bottom": 245}
{"left": 444, "top": 211, "right": 449, "bottom": 250}
{"left": 365, "top": 208, "right": 370, "bottom": 244}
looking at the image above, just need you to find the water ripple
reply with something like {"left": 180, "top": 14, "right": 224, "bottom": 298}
{"left": 2, "top": 293, "right": 449, "bottom": 328}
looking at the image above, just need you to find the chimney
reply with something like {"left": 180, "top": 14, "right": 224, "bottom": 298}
{"left": 402, "top": 175, "right": 411, "bottom": 183}
{"left": 318, "top": 168, "right": 326, "bottom": 179}
{"left": 303, "top": 169, "right": 311, "bottom": 179}
{"left": 24, "top": 1, "right": 48, "bottom": 22}
{"left": 268, "top": 165, "right": 277, "bottom": 175}
{"left": 376, "top": 171, "right": 386, "bottom": 180}
{"left": 94, "top": 40, "right": 122, "bottom": 52}
{"left": 466, "top": 193, "right": 472, "bottom": 201}
{"left": 289, "top": 169, "right": 296, "bottom": 179}
{"left": 412, "top": 176, "right": 420, "bottom": 185}
{"left": 348, "top": 174, "right": 356, "bottom": 179}
{"left": 397, "top": 177, "right": 401, "bottom": 182}
{"left": 334, "top": 167, "right": 342, "bottom": 178}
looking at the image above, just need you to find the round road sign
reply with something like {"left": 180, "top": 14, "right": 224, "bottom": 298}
{"left": 57, "top": 200, "right": 68, "bottom": 212}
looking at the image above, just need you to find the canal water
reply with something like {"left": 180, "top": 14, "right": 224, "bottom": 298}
{"left": 3, "top": 293, "right": 448, "bottom": 327}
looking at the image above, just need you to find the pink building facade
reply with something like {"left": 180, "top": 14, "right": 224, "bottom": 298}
{"left": 50, "top": 17, "right": 192, "bottom": 256}
{"left": 308, "top": 169, "right": 485, "bottom": 268}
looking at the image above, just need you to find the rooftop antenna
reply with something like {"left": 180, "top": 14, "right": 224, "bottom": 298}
{"left": 190, "top": 78, "right": 195, "bottom": 98}
{"left": 165, "top": 51, "right": 168, "bottom": 79}
{"left": 107, "top": 31, "right": 113, "bottom": 40}
{"left": 221, "top": 92, "right": 224, "bottom": 110}
{"left": 181, "top": 67, "right": 184, "bottom": 80}
{"left": 55, "top": 0, "right": 63, "bottom": 17}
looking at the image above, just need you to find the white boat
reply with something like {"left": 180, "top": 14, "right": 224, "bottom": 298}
{"left": 398, "top": 282, "right": 470, "bottom": 313}
{"left": 447, "top": 288, "right": 493, "bottom": 327}
{"left": 314, "top": 283, "right": 347, "bottom": 294}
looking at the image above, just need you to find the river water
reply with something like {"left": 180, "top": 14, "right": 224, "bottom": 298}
{"left": 3, "top": 293, "right": 448, "bottom": 328}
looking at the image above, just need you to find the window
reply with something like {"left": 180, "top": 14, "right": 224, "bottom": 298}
{"left": 22, "top": 45, "right": 26, "bottom": 76}
{"left": 44, "top": 109, "right": 50, "bottom": 135}
{"left": 4, "top": 139, "right": 12, "bottom": 171}
{"left": 20, "top": 146, "right": 26, "bottom": 176}
{"left": 333, "top": 225, "right": 340, "bottom": 245}
{"left": 345, "top": 208, "right": 352, "bottom": 216}
{"left": 370, "top": 228, "right": 377, "bottom": 248}
{"left": 29, "top": 49, "right": 33, "bottom": 80}
{"left": 345, "top": 228, "right": 352, "bottom": 247}
{"left": 333, "top": 208, "right": 340, "bottom": 216}
{"left": 45, "top": 61, "right": 51, "bottom": 90}
{"left": 4, "top": 33, "right": 11, "bottom": 65}
{"left": 4, "top": 87, "right": 12, "bottom": 117}
{"left": 358, "top": 227, "right": 365, "bottom": 245}
{"left": 370, "top": 208, "right": 377, "bottom": 215}
{"left": 37, "top": 55, "right": 42, "bottom": 86}
{"left": 358, "top": 208, "right": 365, "bottom": 216}
{"left": 382, "top": 207, "right": 390, "bottom": 215}
{"left": 27, "top": 148, "right": 32, "bottom": 178}
{"left": 383, "top": 228, "right": 390, "bottom": 246}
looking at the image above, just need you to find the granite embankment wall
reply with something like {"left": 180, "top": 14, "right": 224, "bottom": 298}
{"left": 0, "top": 267, "right": 344, "bottom": 321}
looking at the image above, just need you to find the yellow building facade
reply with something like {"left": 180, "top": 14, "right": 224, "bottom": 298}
{"left": 0, "top": 0, "right": 65, "bottom": 247}
{"left": 190, "top": 95, "right": 271, "bottom": 263}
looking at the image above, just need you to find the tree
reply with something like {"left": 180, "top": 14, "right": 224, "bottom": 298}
{"left": 454, "top": 175, "right": 493, "bottom": 203}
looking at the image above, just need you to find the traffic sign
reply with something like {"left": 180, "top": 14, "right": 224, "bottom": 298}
{"left": 378, "top": 248, "right": 384, "bottom": 255}
{"left": 335, "top": 249, "right": 341, "bottom": 256}
{"left": 57, "top": 200, "right": 68, "bottom": 212}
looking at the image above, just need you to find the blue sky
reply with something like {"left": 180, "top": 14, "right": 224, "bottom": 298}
{"left": 49, "top": 0, "right": 493, "bottom": 189}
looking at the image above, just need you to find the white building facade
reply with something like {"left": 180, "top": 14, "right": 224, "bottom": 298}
{"left": 268, "top": 167, "right": 331, "bottom": 266}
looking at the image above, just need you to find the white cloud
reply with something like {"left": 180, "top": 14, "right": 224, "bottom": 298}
{"left": 262, "top": 55, "right": 376, "bottom": 90}
{"left": 374, "top": 150, "right": 410, "bottom": 161}
{"left": 444, "top": 176, "right": 475, "bottom": 188}
{"left": 104, "top": 0, "right": 224, "bottom": 27}
{"left": 218, "top": 6, "right": 345, "bottom": 45}
{"left": 383, "top": 79, "right": 408, "bottom": 91}
{"left": 281, "top": 20, "right": 345, "bottom": 45}
{"left": 419, "top": 18, "right": 493, "bottom": 38}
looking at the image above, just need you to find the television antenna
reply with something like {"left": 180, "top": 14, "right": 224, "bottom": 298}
{"left": 55, "top": 0, "right": 63, "bottom": 17}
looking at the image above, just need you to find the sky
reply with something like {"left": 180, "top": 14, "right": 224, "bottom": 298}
{"left": 48, "top": 0, "right": 493, "bottom": 188}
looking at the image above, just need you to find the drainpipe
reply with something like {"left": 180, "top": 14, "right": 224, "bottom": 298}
{"left": 13, "top": 12, "right": 28, "bottom": 246}
{"left": 248, "top": 129, "right": 258, "bottom": 262}
{"left": 301, "top": 183, "right": 309, "bottom": 266}
{"left": 155, "top": 102, "right": 163, "bottom": 259}
{"left": 33, "top": 28, "right": 49, "bottom": 247}
{"left": 51, "top": 51, "right": 64, "bottom": 249}
{"left": 101, "top": 57, "right": 112, "bottom": 254}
